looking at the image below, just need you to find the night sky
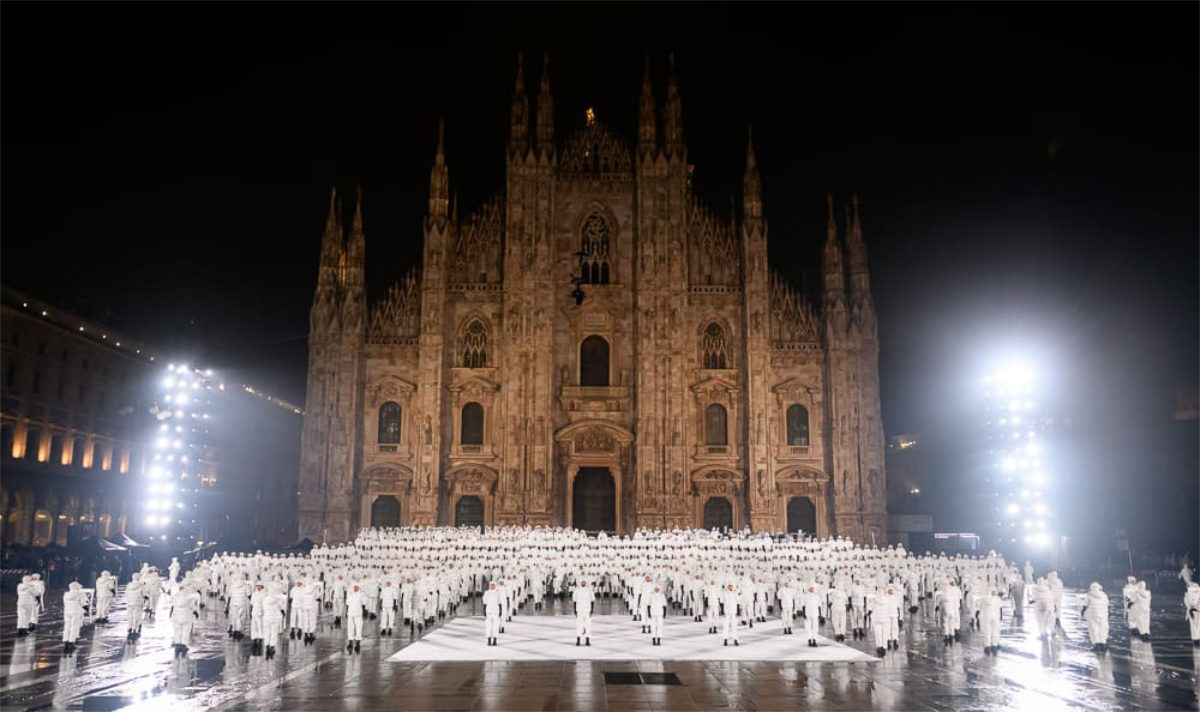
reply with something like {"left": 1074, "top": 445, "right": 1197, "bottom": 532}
{"left": 4, "top": 4, "right": 1196, "bottom": 556}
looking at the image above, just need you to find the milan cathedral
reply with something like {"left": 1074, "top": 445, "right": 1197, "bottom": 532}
{"left": 297, "top": 55, "right": 886, "bottom": 543}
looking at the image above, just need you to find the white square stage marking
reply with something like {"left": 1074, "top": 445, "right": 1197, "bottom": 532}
{"left": 387, "top": 615, "right": 879, "bottom": 662}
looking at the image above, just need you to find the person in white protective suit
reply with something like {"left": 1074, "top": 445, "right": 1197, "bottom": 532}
{"left": 142, "top": 567, "right": 162, "bottom": 617}
{"left": 124, "top": 577, "right": 144, "bottom": 642}
{"left": 29, "top": 573, "right": 46, "bottom": 629}
{"left": 289, "top": 579, "right": 306, "bottom": 640}
{"left": 802, "top": 584, "right": 823, "bottom": 648}
{"left": 1131, "top": 581, "right": 1152, "bottom": 642}
{"left": 777, "top": 580, "right": 797, "bottom": 635}
{"left": 1184, "top": 582, "right": 1200, "bottom": 648}
{"left": 263, "top": 584, "right": 288, "bottom": 659}
{"left": 228, "top": 574, "right": 249, "bottom": 640}
{"left": 61, "top": 582, "right": 88, "bottom": 653}
{"left": 400, "top": 577, "right": 414, "bottom": 628}
{"left": 573, "top": 578, "right": 595, "bottom": 646}
{"left": 249, "top": 582, "right": 267, "bottom": 656}
{"left": 171, "top": 583, "right": 201, "bottom": 656}
{"left": 1122, "top": 576, "right": 1139, "bottom": 634}
{"left": 1081, "top": 582, "right": 1110, "bottom": 653}
{"left": 1046, "top": 571, "right": 1065, "bottom": 628}
{"left": 1032, "top": 578, "right": 1056, "bottom": 640}
{"left": 1007, "top": 568, "right": 1026, "bottom": 622}
{"left": 647, "top": 584, "right": 668, "bottom": 646}
{"left": 721, "top": 582, "right": 740, "bottom": 646}
{"left": 344, "top": 582, "right": 366, "bottom": 653}
{"left": 636, "top": 574, "right": 653, "bottom": 632}
{"left": 298, "top": 581, "right": 320, "bottom": 645}
{"left": 704, "top": 578, "right": 722, "bottom": 635}
{"left": 95, "top": 570, "right": 117, "bottom": 623}
{"left": 379, "top": 579, "right": 398, "bottom": 637}
{"left": 934, "top": 577, "right": 962, "bottom": 645}
{"left": 15, "top": 576, "right": 37, "bottom": 637}
{"left": 827, "top": 579, "right": 850, "bottom": 642}
{"left": 873, "top": 583, "right": 892, "bottom": 653}
{"left": 978, "top": 588, "right": 1003, "bottom": 655}
{"left": 168, "top": 557, "right": 181, "bottom": 583}
{"left": 850, "top": 577, "right": 868, "bottom": 640}
{"left": 482, "top": 581, "right": 502, "bottom": 646}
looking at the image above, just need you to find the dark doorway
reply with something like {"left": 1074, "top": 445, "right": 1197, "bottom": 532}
{"left": 455, "top": 495, "right": 484, "bottom": 527}
{"left": 370, "top": 495, "right": 401, "bottom": 528}
{"left": 786, "top": 496, "right": 816, "bottom": 534}
{"left": 580, "top": 336, "right": 610, "bottom": 386}
{"left": 461, "top": 402, "right": 484, "bottom": 445}
{"left": 702, "top": 497, "right": 733, "bottom": 530}
{"left": 573, "top": 467, "right": 615, "bottom": 532}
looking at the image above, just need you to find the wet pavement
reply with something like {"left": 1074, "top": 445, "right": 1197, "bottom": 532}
{"left": 2, "top": 583, "right": 1197, "bottom": 711}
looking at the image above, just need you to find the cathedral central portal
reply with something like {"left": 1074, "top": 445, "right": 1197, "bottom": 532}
{"left": 572, "top": 467, "right": 615, "bottom": 532}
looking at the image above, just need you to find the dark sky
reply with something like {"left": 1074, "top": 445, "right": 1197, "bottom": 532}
{"left": 4, "top": 4, "right": 1196, "bottom": 555}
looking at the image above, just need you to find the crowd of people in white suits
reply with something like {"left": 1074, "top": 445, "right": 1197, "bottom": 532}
{"left": 12, "top": 526, "right": 1200, "bottom": 659}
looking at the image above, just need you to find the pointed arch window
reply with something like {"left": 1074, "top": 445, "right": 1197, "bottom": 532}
{"left": 580, "top": 335, "right": 610, "bottom": 386}
{"left": 461, "top": 402, "right": 484, "bottom": 445}
{"left": 705, "top": 404, "right": 728, "bottom": 446}
{"left": 786, "top": 404, "right": 810, "bottom": 446}
{"left": 462, "top": 320, "right": 488, "bottom": 368}
{"left": 580, "top": 212, "right": 611, "bottom": 285}
{"left": 702, "top": 322, "right": 728, "bottom": 369}
{"left": 378, "top": 402, "right": 402, "bottom": 444}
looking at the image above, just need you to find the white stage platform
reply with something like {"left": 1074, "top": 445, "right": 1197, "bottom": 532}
{"left": 387, "top": 615, "right": 879, "bottom": 662}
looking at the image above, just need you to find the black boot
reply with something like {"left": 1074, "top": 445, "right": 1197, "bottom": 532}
{"left": 586, "top": 638, "right": 590, "bottom": 646}
{"left": 577, "top": 637, "right": 581, "bottom": 646}
{"left": 355, "top": 641, "right": 361, "bottom": 653}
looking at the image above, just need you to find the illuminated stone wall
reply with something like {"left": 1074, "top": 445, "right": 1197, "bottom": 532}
{"left": 298, "top": 58, "right": 886, "bottom": 542}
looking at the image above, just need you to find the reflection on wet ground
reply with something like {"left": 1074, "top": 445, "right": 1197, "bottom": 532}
{"left": 2, "top": 585, "right": 1197, "bottom": 710}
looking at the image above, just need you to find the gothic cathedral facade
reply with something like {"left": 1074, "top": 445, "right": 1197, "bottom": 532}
{"left": 297, "top": 57, "right": 886, "bottom": 543}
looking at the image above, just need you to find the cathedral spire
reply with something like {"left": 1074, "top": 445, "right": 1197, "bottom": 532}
{"left": 822, "top": 193, "right": 846, "bottom": 310}
{"left": 509, "top": 52, "right": 529, "bottom": 153}
{"left": 638, "top": 54, "right": 656, "bottom": 154}
{"left": 663, "top": 52, "right": 684, "bottom": 156}
{"left": 318, "top": 184, "right": 341, "bottom": 274}
{"left": 743, "top": 125, "right": 762, "bottom": 222}
{"left": 428, "top": 119, "right": 449, "bottom": 219}
{"left": 846, "top": 193, "right": 872, "bottom": 304}
{"left": 345, "top": 185, "right": 366, "bottom": 287}
{"left": 339, "top": 185, "right": 367, "bottom": 332}
{"left": 536, "top": 53, "right": 554, "bottom": 153}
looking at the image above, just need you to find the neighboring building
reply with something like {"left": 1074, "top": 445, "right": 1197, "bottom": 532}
{"left": 0, "top": 286, "right": 157, "bottom": 546}
{"left": 885, "top": 433, "right": 933, "bottom": 550}
{"left": 298, "top": 56, "right": 886, "bottom": 542}
{"left": 0, "top": 287, "right": 302, "bottom": 549}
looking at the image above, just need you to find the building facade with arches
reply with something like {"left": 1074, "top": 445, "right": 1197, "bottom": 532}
{"left": 298, "top": 56, "right": 886, "bottom": 543}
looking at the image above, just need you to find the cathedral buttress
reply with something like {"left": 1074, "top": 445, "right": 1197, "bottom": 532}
{"left": 845, "top": 197, "right": 886, "bottom": 543}
{"left": 415, "top": 122, "right": 453, "bottom": 526}
{"left": 740, "top": 127, "right": 775, "bottom": 531}
{"left": 298, "top": 187, "right": 342, "bottom": 542}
